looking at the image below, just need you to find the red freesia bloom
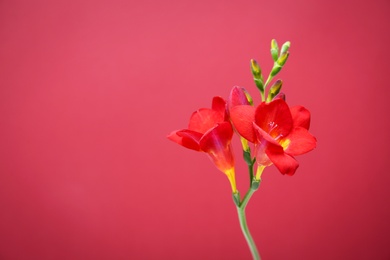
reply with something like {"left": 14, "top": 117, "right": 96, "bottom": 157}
{"left": 230, "top": 98, "right": 316, "bottom": 176}
{"left": 168, "top": 97, "right": 237, "bottom": 192}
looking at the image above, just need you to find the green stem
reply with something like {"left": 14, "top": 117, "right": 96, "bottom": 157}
{"left": 248, "top": 163, "right": 254, "bottom": 186}
{"left": 242, "top": 149, "right": 255, "bottom": 187}
{"left": 261, "top": 75, "right": 273, "bottom": 102}
{"left": 236, "top": 186, "right": 261, "bottom": 260}
{"left": 243, "top": 152, "right": 254, "bottom": 187}
{"left": 259, "top": 90, "right": 265, "bottom": 103}
{"left": 264, "top": 75, "right": 273, "bottom": 89}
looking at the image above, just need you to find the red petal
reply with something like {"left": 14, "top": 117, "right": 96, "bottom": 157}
{"left": 266, "top": 147, "right": 299, "bottom": 176}
{"left": 252, "top": 123, "right": 277, "bottom": 166}
{"left": 211, "top": 96, "right": 227, "bottom": 118}
{"left": 253, "top": 123, "right": 298, "bottom": 175}
{"left": 255, "top": 99, "right": 293, "bottom": 139}
{"left": 188, "top": 108, "right": 224, "bottom": 134}
{"left": 253, "top": 122, "right": 281, "bottom": 148}
{"left": 199, "top": 122, "right": 235, "bottom": 172}
{"left": 200, "top": 122, "right": 233, "bottom": 151}
{"left": 228, "top": 86, "right": 250, "bottom": 109}
{"left": 282, "top": 127, "right": 317, "bottom": 156}
{"left": 167, "top": 130, "right": 202, "bottom": 151}
{"left": 230, "top": 105, "right": 256, "bottom": 143}
{"left": 290, "top": 106, "right": 311, "bottom": 129}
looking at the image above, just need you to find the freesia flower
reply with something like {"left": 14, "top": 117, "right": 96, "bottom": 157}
{"left": 168, "top": 39, "right": 318, "bottom": 260}
{"left": 167, "top": 97, "right": 237, "bottom": 193}
{"left": 230, "top": 98, "right": 316, "bottom": 176}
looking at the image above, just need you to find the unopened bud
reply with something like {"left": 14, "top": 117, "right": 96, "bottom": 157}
{"left": 250, "top": 59, "right": 264, "bottom": 92}
{"left": 270, "top": 39, "right": 279, "bottom": 61}
{"left": 271, "top": 39, "right": 279, "bottom": 50}
{"left": 277, "top": 52, "right": 289, "bottom": 66}
{"left": 280, "top": 41, "right": 291, "bottom": 54}
{"left": 267, "top": 80, "right": 283, "bottom": 101}
{"left": 250, "top": 59, "right": 262, "bottom": 80}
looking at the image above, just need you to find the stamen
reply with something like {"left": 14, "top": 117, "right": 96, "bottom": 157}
{"left": 268, "top": 121, "right": 283, "bottom": 140}
{"left": 268, "top": 121, "right": 278, "bottom": 132}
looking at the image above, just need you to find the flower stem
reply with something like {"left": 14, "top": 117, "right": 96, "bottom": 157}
{"left": 243, "top": 149, "right": 255, "bottom": 187}
{"left": 264, "top": 74, "right": 273, "bottom": 88}
{"left": 236, "top": 183, "right": 261, "bottom": 260}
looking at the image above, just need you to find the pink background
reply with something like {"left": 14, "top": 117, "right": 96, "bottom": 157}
{"left": 1, "top": 0, "right": 389, "bottom": 259}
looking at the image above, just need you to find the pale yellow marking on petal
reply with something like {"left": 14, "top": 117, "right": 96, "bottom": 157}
{"left": 279, "top": 138, "right": 291, "bottom": 150}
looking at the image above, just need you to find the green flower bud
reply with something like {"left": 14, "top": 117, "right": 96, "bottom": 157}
{"left": 271, "top": 39, "right": 279, "bottom": 61}
{"left": 280, "top": 41, "right": 291, "bottom": 54}
{"left": 267, "top": 80, "right": 283, "bottom": 102}
{"left": 250, "top": 59, "right": 264, "bottom": 92}
{"left": 250, "top": 59, "right": 262, "bottom": 80}
{"left": 271, "top": 39, "right": 279, "bottom": 50}
{"left": 277, "top": 52, "right": 289, "bottom": 66}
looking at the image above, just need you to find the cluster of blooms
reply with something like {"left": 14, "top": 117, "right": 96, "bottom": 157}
{"left": 168, "top": 40, "right": 316, "bottom": 195}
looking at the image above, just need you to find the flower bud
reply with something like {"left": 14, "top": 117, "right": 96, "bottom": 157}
{"left": 280, "top": 41, "right": 291, "bottom": 54}
{"left": 250, "top": 59, "right": 264, "bottom": 92}
{"left": 276, "top": 52, "right": 289, "bottom": 66}
{"left": 271, "top": 39, "right": 279, "bottom": 61}
{"left": 267, "top": 80, "right": 283, "bottom": 101}
{"left": 250, "top": 59, "right": 262, "bottom": 80}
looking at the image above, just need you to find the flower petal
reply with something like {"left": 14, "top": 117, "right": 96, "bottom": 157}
{"left": 252, "top": 123, "right": 277, "bottom": 166}
{"left": 200, "top": 122, "right": 234, "bottom": 151}
{"left": 282, "top": 127, "right": 317, "bottom": 156}
{"left": 290, "top": 106, "right": 311, "bottom": 129}
{"left": 266, "top": 147, "right": 299, "bottom": 176}
{"left": 211, "top": 96, "right": 227, "bottom": 118}
{"left": 228, "top": 86, "right": 251, "bottom": 109}
{"left": 255, "top": 99, "right": 293, "bottom": 139}
{"left": 253, "top": 123, "right": 299, "bottom": 175}
{"left": 167, "top": 130, "right": 202, "bottom": 151}
{"left": 188, "top": 108, "right": 224, "bottom": 134}
{"left": 199, "top": 122, "right": 234, "bottom": 173}
{"left": 230, "top": 105, "right": 256, "bottom": 143}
